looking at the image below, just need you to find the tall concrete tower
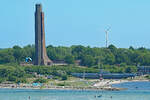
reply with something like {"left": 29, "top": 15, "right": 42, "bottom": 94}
{"left": 35, "top": 4, "right": 53, "bottom": 65}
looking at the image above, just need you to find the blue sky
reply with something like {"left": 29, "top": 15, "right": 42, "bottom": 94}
{"left": 1, "top": 0, "right": 150, "bottom": 48}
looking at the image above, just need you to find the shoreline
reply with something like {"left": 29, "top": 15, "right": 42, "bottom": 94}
{"left": 94, "top": 79, "right": 149, "bottom": 87}
{"left": 0, "top": 86, "right": 126, "bottom": 91}
{"left": 109, "top": 79, "right": 149, "bottom": 85}
{"left": 0, "top": 79, "right": 149, "bottom": 91}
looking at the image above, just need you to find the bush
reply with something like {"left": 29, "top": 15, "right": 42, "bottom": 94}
{"left": 0, "top": 78, "right": 5, "bottom": 83}
{"left": 16, "top": 78, "right": 27, "bottom": 83}
{"left": 8, "top": 76, "right": 17, "bottom": 82}
{"left": 33, "top": 78, "right": 47, "bottom": 83}
{"left": 145, "top": 75, "right": 150, "bottom": 79}
{"left": 57, "top": 83, "right": 65, "bottom": 86}
{"left": 61, "top": 74, "right": 68, "bottom": 80}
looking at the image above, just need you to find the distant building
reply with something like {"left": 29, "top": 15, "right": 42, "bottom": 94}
{"left": 71, "top": 69, "right": 136, "bottom": 79}
{"left": 47, "top": 75, "right": 53, "bottom": 79}
{"left": 53, "top": 60, "right": 68, "bottom": 66}
{"left": 74, "top": 60, "right": 81, "bottom": 66}
{"left": 138, "top": 66, "right": 150, "bottom": 75}
{"left": 72, "top": 73, "right": 100, "bottom": 79}
{"left": 71, "top": 73, "right": 136, "bottom": 79}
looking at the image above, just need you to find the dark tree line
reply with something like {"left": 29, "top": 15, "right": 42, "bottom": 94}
{"left": 1, "top": 44, "right": 150, "bottom": 67}
{"left": 0, "top": 65, "right": 99, "bottom": 83}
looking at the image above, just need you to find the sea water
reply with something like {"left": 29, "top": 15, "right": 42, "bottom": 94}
{"left": 0, "top": 81, "right": 150, "bottom": 100}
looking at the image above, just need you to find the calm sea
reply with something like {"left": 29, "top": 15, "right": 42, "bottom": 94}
{"left": 0, "top": 81, "right": 150, "bottom": 100}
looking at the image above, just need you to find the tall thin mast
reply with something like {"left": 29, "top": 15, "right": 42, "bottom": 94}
{"left": 105, "top": 27, "right": 111, "bottom": 48}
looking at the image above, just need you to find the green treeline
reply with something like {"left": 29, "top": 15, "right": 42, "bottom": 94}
{"left": 0, "top": 65, "right": 99, "bottom": 83}
{"left": 0, "top": 44, "right": 149, "bottom": 83}
{"left": 0, "top": 44, "right": 150, "bottom": 66}
{"left": 0, "top": 64, "right": 138, "bottom": 83}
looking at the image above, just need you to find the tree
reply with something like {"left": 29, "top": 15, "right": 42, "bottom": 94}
{"left": 0, "top": 53, "right": 15, "bottom": 64}
{"left": 23, "top": 45, "right": 35, "bottom": 61}
{"left": 125, "top": 66, "right": 137, "bottom": 73}
{"left": 104, "top": 53, "right": 115, "bottom": 65}
{"left": 81, "top": 55, "right": 95, "bottom": 67}
{"left": 13, "top": 45, "right": 23, "bottom": 62}
{"left": 71, "top": 45, "right": 86, "bottom": 59}
{"left": 108, "top": 44, "right": 117, "bottom": 55}
{"left": 0, "top": 49, "right": 15, "bottom": 64}
{"left": 115, "top": 49, "right": 130, "bottom": 64}
{"left": 65, "top": 55, "right": 75, "bottom": 64}
{"left": 129, "top": 46, "right": 134, "bottom": 50}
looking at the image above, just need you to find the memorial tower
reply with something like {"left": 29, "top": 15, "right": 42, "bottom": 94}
{"left": 35, "top": 4, "right": 53, "bottom": 65}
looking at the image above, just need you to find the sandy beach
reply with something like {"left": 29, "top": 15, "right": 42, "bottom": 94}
{"left": 0, "top": 79, "right": 148, "bottom": 91}
{"left": 93, "top": 79, "right": 149, "bottom": 87}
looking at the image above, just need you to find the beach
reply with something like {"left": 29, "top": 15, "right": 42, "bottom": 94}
{"left": 0, "top": 79, "right": 149, "bottom": 91}
{"left": 93, "top": 79, "right": 149, "bottom": 87}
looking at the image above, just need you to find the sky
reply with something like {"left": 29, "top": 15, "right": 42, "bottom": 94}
{"left": 1, "top": 0, "right": 150, "bottom": 48}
